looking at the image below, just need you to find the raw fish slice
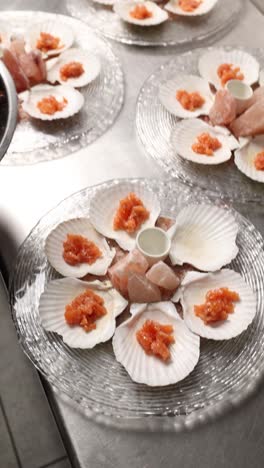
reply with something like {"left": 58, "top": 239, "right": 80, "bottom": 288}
{"left": 230, "top": 98, "right": 264, "bottom": 137}
{"left": 2, "top": 48, "right": 29, "bottom": 92}
{"left": 209, "top": 89, "right": 237, "bottom": 126}
{"left": 113, "top": 302, "right": 200, "bottom": 386}
{"left": 146, "top": 261, "right": 180, "bottom": 290}
{"left": 234, "top": 136, "right": 264, "bottom": 183}
{"left": 234, "top": 86, "right": 264, "bottom": 116}
{"left": 127, "top": 273, "right": 161, "bottom": 303}
{"left": 155, "top": 216, "right": 175, "bottom": 232}
{"left": 108, "top": 249, "right": 149, "bottom": 297}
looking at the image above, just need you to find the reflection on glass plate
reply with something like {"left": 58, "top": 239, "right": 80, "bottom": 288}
{"left": 10, "top": 178, "right": 264, "bottom": 431}
{"left": 2, "top": 11, "right": 124, "bottom": 166}
{"left": 136, "top": 47, "right": 264, "bottom": 203}
{"left": 66, "top": 0, "right": 243, "bottom": 47}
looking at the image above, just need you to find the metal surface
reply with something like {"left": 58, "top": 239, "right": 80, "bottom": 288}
{"left": 0, "top": 62, "right": 17, "bottom": 162}
{"left": 0, "top": 0, "right": 264, "bottom": 467}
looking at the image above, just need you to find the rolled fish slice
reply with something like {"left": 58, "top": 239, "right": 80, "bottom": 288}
{"left": 113, "top": 302, "right": 200, "bottom": 386}
{"left": 39, "top": 278, "right": 128, "bottom": 349}
{"left": 234, "top": 136, "right": 264, "bottom": 183}
{"left": 165, "top": 0, "right": 218, "bottom": 17}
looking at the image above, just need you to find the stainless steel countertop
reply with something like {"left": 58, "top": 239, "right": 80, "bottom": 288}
{"left": 1, "top": 1, "right": 264, "bottom": 467}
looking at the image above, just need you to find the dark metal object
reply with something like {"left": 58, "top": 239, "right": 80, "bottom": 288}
{"left": 0, "top": 60, "right": 17, "bottom": 162}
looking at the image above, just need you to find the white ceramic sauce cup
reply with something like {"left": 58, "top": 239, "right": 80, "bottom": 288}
{"left": 226, "top": 79, "right": 253, "bottom": 115}
{"left": 136, "top": 227, "right": 171, "bottom": 266}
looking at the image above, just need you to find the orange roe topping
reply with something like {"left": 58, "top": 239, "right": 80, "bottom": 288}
{"left": 65, "top": 289, "right": 107, "bottom": 332}
{"left": 60, "top": 61, "right": 85, "bottom": 82}
{"left": 113, "top": 192, "right": 150, "bottom": 233}
{"left": 179, "top": 0, "right": 202, "bottom": 12}
{"left": 176, "top": 89, "right": 205, "bottom": 111}
{"left": 192, "top": 132, "right": 222, "bottom": 156}
{"left": 37, "top": 96, "right": 68, "bottom": 115}
{"left": 36, "top": 32, "right": 63, "bottom": 53}
{"left": 194, "top": 287, "right": 240, "bottom": 325}
{"left": 136, "top": 319, "right": 175, "bottom": 362}
{"left": 217, "top": 63, "right": 244, "bottom": 87}
{"left": 63, "top": 234, "right": 102, "bottom": 266}
{"left": 130, "top": 4, "right": 153, "bottom": 19}
{"left": 254, "top": 151, "right": 264, "bottom": 171}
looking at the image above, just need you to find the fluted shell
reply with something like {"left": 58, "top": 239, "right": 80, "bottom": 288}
{"left": 47, "top": 48, "right": 101, "bottom": 88}
{"left": 39, "top": 278, "right": 128, "bottom": 348}
{"left": 259, "top": 69, "right": 264, "bottom": 86}
{"left": 113, "top": 1, "right": 168, "bottom": 26}
{"left": 170, "top": 118, "right": 233, "bottom": 165}
{"left": 113, "top": 302, "right": 200, "bottom": 386}
{"left": 168, "top": 204, "right": 239, "bottom": 271}
{"left": 234, "top": 136, "right": 264, "bottom": 183}
{"left": 180, "top": 269, "right": 256, "bottom": 340}
{"left": 89, "top": 181, "right": 161, "bottom": 251}
{"left": 159, "top": 75, "right": 214, "bottom": 119}
{"left": 45, "top": 218, "right": 115, "bottom": 278}
{"left": 21, "top": 84, "right": 84, "bottom": 120}
{"left": 27, "top": 21, "right": 74, "bottom": 57}
{"left": 198, "top": 49, "right": 259, "bottom": 89}
{"left": 165, "top": 0, "right": 218, "bottom": 17}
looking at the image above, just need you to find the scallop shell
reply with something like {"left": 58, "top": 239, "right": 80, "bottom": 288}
{"left": 45, "top": 218, "right": 115, "bottom": 278}
{"left": 171, "top": 118, "right": 232, "bottom": 165}
{"left": 234, "top": 136, "right": 264, "bottom": 183}
{"left": 47, "top": 48, "right": 101, "bottom": 88}
{"left": 159, "top": 75, "right": 214, "bottom": 119}
{"left": 21, "top": 84, "right": 84, "bottom": 121}
{"left": 165, "top": 0, "right": 218, "bottom": 17}
{"left": 113, "top": 1, "right": 168, "bottom": 26}
{"left": 39, "top": 278, "right": 128, "bottom": 349}
{"left": 27, "top": 21, "right": 74, "bottom": 57}
{"left": 180, "top": 269, "right": 256, "bottom": 340}
{"left": 112, "top": 302, "right": 200, "bottom": 386}
{"left": 168, "top": 204, "right": 239, "bottom": 271}
{"left": 198, "top": 49, "right": 259, "bottom": 89}
{"left": 89, "top": 181, "right": 161, "bottom": 251}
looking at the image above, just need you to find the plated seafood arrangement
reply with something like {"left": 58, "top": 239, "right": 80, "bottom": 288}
{"left": 0, "top": 11, "right": 124, "bottom": 165}
{"left": 137, "top": 47, "right": 264, "bottom": 202}
{"left": 66, "top": 0, "right": 242, "bottom": 47}
{"left": 10, "top": 179, "right": 264, "bottom": 430}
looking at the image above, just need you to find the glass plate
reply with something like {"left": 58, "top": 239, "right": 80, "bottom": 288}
{"left": 136, "top": 47, "right": 264, "bottom": 204}
{"left": 10, "top": 178, "right": 264, "bottom": 431}
{"left": 66, "top": 0, "right": 243, "bottom": 47}
{"left": 2, "top": 11, "right": 124, "bottom": 166}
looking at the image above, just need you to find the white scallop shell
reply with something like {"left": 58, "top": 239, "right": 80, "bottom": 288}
{"left": 259, "top": 69, "right": 264, "bottom": 86}
{"left": 180, "top": 269, "right": 256, "bottom": 340}
{"left": 45, "top": 218, "right": 115, "bottom": 278}
{"left": 113, "top": 1, "right": 168, "bottom": 26}
{"left": 89, "top": 181, "right": 161, "bottom": 251}
{"left": 234, "top": 136, "right": 264, "bottom": 183}
{"left": 198, "top": 49, "right": 259, "bottom": 89}
{"left": 113, "top": 302, "right": 200, "bottom": 386}
{"left": 168, "top": 204, "right": 239, "bottom": 271}
{"left": 159, "top": 75, "right": 214, "bottom": 119}
{"left": 165, "top": 0, "right": 218, "bottom": 17}
{"left": 27, "top": 21, "right": 74, "bottom": 57}
{"left": 171, "top": 118, "right": 232, "bottom": 165}
{"left": 39, "top": 278, "right": 128, "bottom": 349}
{"left": 21, "top": 84, "right": 84, "bottom": 121}
{"left": 47, "top": 48, "right": 101, "bottom": 88}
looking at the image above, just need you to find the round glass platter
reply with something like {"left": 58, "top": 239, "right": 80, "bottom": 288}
{"left": 10, "top": 178, "right": 264, "bottom": 431}
{"left": 136, "top": 47, "right": 264, "bottom": 204}
{"left": 66, "top": 0, "right": 243, "bottom": 48}
{"left": 2, "top": 11, "right": 124, "bottom": 166}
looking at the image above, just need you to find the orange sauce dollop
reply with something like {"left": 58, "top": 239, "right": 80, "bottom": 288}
{"left": 60, "top": 61, "right": 85, "bottom": 81}
{"left": 254, "top": 151, "right": 264, "bottom": 171}
{"left": 130, "top": 5, "right": 153, "bottom": 19}
{"left": 113, "top": 192, "right": 150, "bottom": 233}
{"left": 36, "top": 32, "right": 63, "bottom": 53}
{"left": 195, "top": 287, "right": 240, "bottom": 325}
{"left": 179, "top": 0, "right": 202, "bottom": 12}
{"left": 63, "top": 234, "right": 102, "bottom": 266}
{"left": 217, "top": 63, "right": 244, "bottom": 87}
{"left": 136, "top": 319, "right": 175, "bottom": 362}
{"left": 192, "top": 132, "right": 222, "bottom": 156}
{"left": 176, "top": 89, "right": 205, "bottom": 111}
{"left": 37, "top": 95, "right": 68, "bottom": 115}
{"left": 65, "top": 289, "right": 107, "bottom": 332}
